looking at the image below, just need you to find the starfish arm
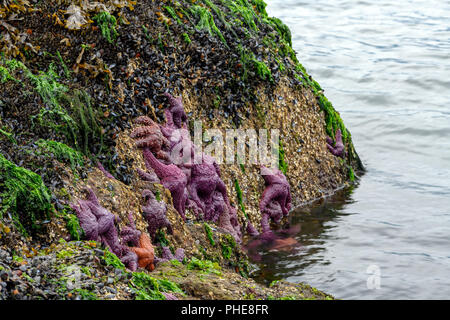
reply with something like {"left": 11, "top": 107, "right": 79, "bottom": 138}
{"left": 259, "top": 187, "right": 283, "bottom": 212}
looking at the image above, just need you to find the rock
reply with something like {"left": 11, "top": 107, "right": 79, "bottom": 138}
{"left": 105, "top": 287, "right": 117, "bottom": 294}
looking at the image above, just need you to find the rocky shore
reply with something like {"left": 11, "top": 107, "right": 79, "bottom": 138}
{"left": 0, "top": 0, "right": 362, "bottom": 300}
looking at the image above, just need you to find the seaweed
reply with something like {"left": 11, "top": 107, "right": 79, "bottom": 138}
{"left": 0, "top": 153, "right": 52, "bottom": 236}
{"left": 234, "top": 178, "right": 248, "bottom": 219}
{"left": 103, "top": 248, "right": 126, "bottom": 271}
{"left": 239, "top": 45, "right": 273, "bottom": 82}
{"left": 182, "top": 32, "right": 192, "bottom": 44}
{"left": 187, "top": 257, "right": 222, "bottom": 275}
{"left": 204, "top": 222, "right": 215, "bottom": 246}
{"left": 164, "top": 6, "right": 182, "bottom": 25}
{"left": 226, "top": 0, "right": 259, "bottom": 32}
{"left": 130, "top": 272, "right": 183, "bottom": 300}
{"left": 190, "top": 5, "right": 227, "bottom": 45}
{"left": 36, "top": 139, "right": 85, "bottom": 172}
{"left": 92, "top": 11, "right": 119, "bottom": 44}
{"left": 278, "top": 140, "right": 288, "bottom": 175}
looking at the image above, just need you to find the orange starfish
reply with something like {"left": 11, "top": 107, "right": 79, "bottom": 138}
{"left": 271, "top": 237, "right": 299, "bottom": 251}
{"left": 130, "top": 233, "right": 155, "bottom": 271}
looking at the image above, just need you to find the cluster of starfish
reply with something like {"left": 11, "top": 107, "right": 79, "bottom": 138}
{"left": 130, "top": 93, "right": 242, "bottom": 243}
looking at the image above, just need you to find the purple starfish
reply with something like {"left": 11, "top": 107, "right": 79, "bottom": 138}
{"left": 131, "top": 116, "right": 170, "bottom": 161}
{"left": 120, "top": 212, "right": 141, "bottom": 247}
{"left": 246, "top": 221, "right": 260, "bottom": 237}
{"left": 162, "top": 293, "right": 178, "bottom": 300}
{"left": 70, "top": 199, "right": 99, "bottom": 242}
{"left": 187, "top": 161, "right": 229, "bottom": 222}
{"left": 163, "top": 92, "right": 187, "bottom": 129}
{"left": 259, "top": 166, "right": 292, "bottom": 235}
{"left": 97, "top": 161, "right": 115, "bottom": 179}
{"left": 142, "top": 148, "right": 188, "bottom": 220}
{"left": 70, "top": 188, "right": 138, "bottom": 271}
{"left": 154, "top": 246, "right": 185, "bottom": 265}
{"left": 141, "top": 189, "right": 172, "bottom": 241}
{"left": 216, "top": 191, "right": 242, "bottom": 243}
{"left": 326, "top": 129, "right": 345, "bottom": 158}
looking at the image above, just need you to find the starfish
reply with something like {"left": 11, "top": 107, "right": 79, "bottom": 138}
{"left": 326, "top": 129, "right": 345, "bottom": 158}
{"left": 259, "top": 166, "right": 292, "bottom": 235}
{"left": 154, "top": 246, "right": 185, "bottom": 265}
{"left": 246, "top": 221, "right": 260, "bottom": 237}
{"left": 70, "top": 188, "right": 138, "bottom": 271}
{"left": 141, "top": 189, "right": 172, "bottom": 241}
{"left": 97, "top": 161, "right": 115, "bottom": 179}
{"left": 131, "top": 116, "right": 170, "bottom": 161}
{"left": 137, "top": 167, "right": 160, "bottom": 183}
{"left": 187, "top": 161, "right": 229, "bottom": 222}
{"left": 120, "top": 212, "right": 141, "bottom": 247}
{"left": 70, "top": 199, "right": 99, "bottom": 242}
{"left": 130, "top": 233, "right": 155, "bottom": 271}
{"left": 216, "top": 192, "right": 242, "bottom": 243}
{"left": 142, "top": 148, "right": 188, "bottom": 220}
{"left": 162, "top": 293, "right": 178, "bottom": 300}
{"left": 162, "top": 92, "right": 187, "bottom": 129}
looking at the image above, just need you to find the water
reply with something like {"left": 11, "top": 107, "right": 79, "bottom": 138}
{"left": 252, "top": 0, "right": 450, "bottom": 299}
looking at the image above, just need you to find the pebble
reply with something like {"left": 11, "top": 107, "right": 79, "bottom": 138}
{"left": 105, "top": 287, "right": 117, "bottom": 294}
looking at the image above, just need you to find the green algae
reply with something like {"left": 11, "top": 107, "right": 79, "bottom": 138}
{"left": 64, "top": 210, "right": 83, "bottom": 241}
{"left": 130, "top": 272, "right": 183, "bottom": 300}
{"left": 190, "top": 5, "right": 227, "bottom": 45}
{"left": 73, "top": 288, "right": 97, "bottom": 300}
{"left": 0, "top": 126, "right": 16, "bottom": 144}
{"left": 182, "top": 32, "right": 192, "bottom": 44}
{"left": 226, "top": 0, "right": 259, "bottom": 32}
{"left": 234, "top": 178, "right": 248, "bottom": 219}
{"left": 103, "top": 248, "right": 126, "bottom": 271}
{"left": 278, "top": 140, "right": 288, "bottom": 175}
{"left": 155, "top": 229, "right": 170, "bottom": 246}
{"left": 0, "top": 65, "right": 15, "bottom": 83}
{"left": 0, "top": 153, "right": 52, "bottom": 236}
{"left": 164, "top": 6, "right": 182, "bottom": 25}
{"left": 220, "top": 234, "right": 236, "bottom": 260}
{"left": 187, "top": 257, "right": 222, "bottom": 275}
{"left": 204, "top": 222, "right": 216, "bottom": 246}
{"left": 348, "top": 166, "right": 355, "bottom": 182}
{"left": 93, "top": 11, "right": 119, "bottom": 44}
{"left": 239, "top": 45, "right": 273, "bottom": 82}
{"left": 56, "top": 51, "right": 71, "bottom": 78}
{"left": 36, "top": 139, "right": 85, "bottom": 172}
